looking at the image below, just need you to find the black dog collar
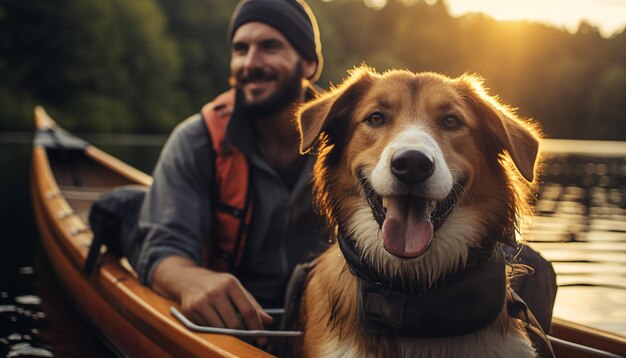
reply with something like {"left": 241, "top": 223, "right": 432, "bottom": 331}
{"left": 338, "top": 233, "right": 507, "bottom": 338}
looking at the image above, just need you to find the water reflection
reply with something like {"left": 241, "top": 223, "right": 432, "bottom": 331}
{"left": 1, "top": 257, "right": 119, "bottom": 357}
{"left": 0, "top": 267, "right": 52, "bottom": 358}
{"left": 527, "top": 150, "right": 626, "bottom": 334}
{"left": 554, "top": 287, "right": 626, "bottom": 333}
{"left": 7, "top": 343, "right": 53, "bottom": 358}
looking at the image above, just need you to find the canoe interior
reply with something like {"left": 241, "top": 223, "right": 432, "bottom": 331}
{"left": 48, "top": 148, "right": 134, "bottom": 222}
{"left": 49, "top": 149, "right": 134, "bottom": 188}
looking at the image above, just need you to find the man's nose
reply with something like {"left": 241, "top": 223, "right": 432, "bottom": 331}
{"left": 242, "top": 47, "right": 262, "bottom": 69}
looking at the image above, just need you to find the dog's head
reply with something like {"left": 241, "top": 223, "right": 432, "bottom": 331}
{"left": 297, "top": 66, "right": 541, "bottom": 283}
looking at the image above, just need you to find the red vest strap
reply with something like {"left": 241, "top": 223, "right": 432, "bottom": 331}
{"left": 201, "top": 89, "right": 253, "bottom": 272}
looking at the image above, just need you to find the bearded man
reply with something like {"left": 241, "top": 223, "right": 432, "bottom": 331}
{"left": 135, "top": 0, "right": 328, "bottom": 338}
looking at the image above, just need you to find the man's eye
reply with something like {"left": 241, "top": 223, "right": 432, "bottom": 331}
{"left": 442, "top": 115, "right": 462, "bottom": 129}
{"left": 232, "top": 43, "right": 248, "bottom": 54}
{"left": 365, "top": 112, "right": 386, "bottom": 127}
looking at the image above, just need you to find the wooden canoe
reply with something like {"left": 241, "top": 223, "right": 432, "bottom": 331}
{"left": 31, "top": 106, "right": 626, "bottom": 357}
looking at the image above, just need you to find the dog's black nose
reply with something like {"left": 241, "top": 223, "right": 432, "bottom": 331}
{"left": 390, "top": 149, "right": 434, "bottom": 184}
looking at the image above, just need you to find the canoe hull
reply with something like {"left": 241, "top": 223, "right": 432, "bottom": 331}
{"left": 32, "top": 176, "right": 171, "bottom": 357}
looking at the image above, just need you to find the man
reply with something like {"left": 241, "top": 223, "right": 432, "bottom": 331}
{"left": 136, "top": 0, "right": 328, "bottom": 334}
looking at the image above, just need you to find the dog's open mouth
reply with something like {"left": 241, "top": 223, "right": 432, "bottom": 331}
{"left": 382, "top": 195, "right": 435, "bottom": 258}
{"left": 360, "top": 175, "right": 462, "bottom": 259}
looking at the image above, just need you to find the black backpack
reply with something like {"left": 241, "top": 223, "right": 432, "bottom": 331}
{"left": 84, "top": 185, "right": 148, "bottom": 273}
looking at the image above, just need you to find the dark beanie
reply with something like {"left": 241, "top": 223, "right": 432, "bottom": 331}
{"left": 228, "top": 0, "right": 323, "bottom": 81}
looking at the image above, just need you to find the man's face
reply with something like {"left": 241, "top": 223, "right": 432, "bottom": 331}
{"left": 230, "top": 22, "right": 316, "bottom": 116}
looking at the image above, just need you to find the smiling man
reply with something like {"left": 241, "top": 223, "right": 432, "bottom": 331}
{"left": 231, "top": 23, "right": 316, "bottom": 117}
{"left": 135, "top": 0, "right": 327, "bottom": 340}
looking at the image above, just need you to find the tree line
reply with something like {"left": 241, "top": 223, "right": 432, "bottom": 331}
{"left": 1, "top": 0, "right": 624, "bottom": 140}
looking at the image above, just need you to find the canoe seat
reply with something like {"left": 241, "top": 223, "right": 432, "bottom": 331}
{"left": 60, "top": 185, "right": 111, "bottom": 197}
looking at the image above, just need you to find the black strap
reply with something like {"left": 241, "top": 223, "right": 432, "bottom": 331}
{"left": 230, "top": 168, "right": 253, "bottom": 271}
{"left": 201, "top": 112, "right": 223, "bottom": 270}
{"left": 274, "top": 259, "right": 317, "bottom": 356}
{"left": 85, "top": 193, "right": 118, "bottom": 274}
{"left": 84, "top": 221, "right": 104, "bottom": 274}
{"left": 337, "top": 230, "right": 493, "bottom": 291}
{"left": 508, "top": 291, "right": 556, "bottom": 358}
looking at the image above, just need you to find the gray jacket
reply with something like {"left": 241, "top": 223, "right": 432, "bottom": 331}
{"left": 136, "top": 106, "right": 329, "bottom": 308}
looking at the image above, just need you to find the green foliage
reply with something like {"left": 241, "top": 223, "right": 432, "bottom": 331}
{"left": 0, "top": 0, "right": 181, "bottom": 132}
{"left": 0, "top": 0, "right": 624, "bottom": 140}
{"left": 154, "top": 0, "right": 235, "bottom": 111}
{"left": 586, "top": 65, "right": 626, "bottom": 140}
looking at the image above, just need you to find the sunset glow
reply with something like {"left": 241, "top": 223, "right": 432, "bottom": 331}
{"left": 359, "top": 0, "right": 626, "bottom": 37}
{"left": 446, "top": 0, "right": 626, "bottom": 37}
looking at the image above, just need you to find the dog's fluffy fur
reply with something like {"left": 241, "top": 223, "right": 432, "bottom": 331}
{"left": 295, "top": 66, "right": 542, "bottom": 357}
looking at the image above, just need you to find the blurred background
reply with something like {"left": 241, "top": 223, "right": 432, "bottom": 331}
{"left": 1, "top": 0, "right": 625, "bottom": 356}
{"left": 0, "top": 0, "right": 625, "bottom": 138}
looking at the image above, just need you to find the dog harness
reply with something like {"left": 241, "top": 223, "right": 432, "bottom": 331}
{"left": 334, "top": 232, "right": 555, "bottom": 356}
{"left": 338, "top": 232, "right": 506, "bottom": 337}
{"left": 201, "top": 90, "right": 253, "bottom": 272}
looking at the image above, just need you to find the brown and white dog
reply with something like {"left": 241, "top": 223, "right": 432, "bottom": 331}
{"left": 295, "top": 66, "right": 542, "bottom": 357}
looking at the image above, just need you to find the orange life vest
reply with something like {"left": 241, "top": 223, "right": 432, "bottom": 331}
{"left": 201, "top": 90, "right": 253, "bottom": 272}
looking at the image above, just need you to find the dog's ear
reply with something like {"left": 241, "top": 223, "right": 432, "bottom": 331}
{"left": 459, "top": 75, "right": 541, "bottom": 182}
{"left": 297, "top": 67, "right": 376, "bottom": 153}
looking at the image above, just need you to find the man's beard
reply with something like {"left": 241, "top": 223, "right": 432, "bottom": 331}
{"left": 233, "top": 63, "right": 305, "bottom": 119}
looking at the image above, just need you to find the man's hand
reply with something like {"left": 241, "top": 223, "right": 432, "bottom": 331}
{"left": 152, "top": 256, "right": 273, "bottom": 332}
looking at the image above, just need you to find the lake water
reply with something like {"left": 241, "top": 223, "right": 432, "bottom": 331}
{"left": 527, "top": 142, "right": 626, "bottom": 335}
{"left": 0, "top": 134, "right": 624, "bottom": 356}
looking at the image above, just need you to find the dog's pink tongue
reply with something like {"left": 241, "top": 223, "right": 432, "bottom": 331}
{"left": 382, "top": 196, "right": 433, "bottom": 258}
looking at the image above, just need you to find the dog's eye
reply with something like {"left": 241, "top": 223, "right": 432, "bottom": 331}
{"left": 365, "top": 112, "right": 386, "bottom": 127}
{"left": 442, "top": 116, "right": 461, "bottom": 129}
